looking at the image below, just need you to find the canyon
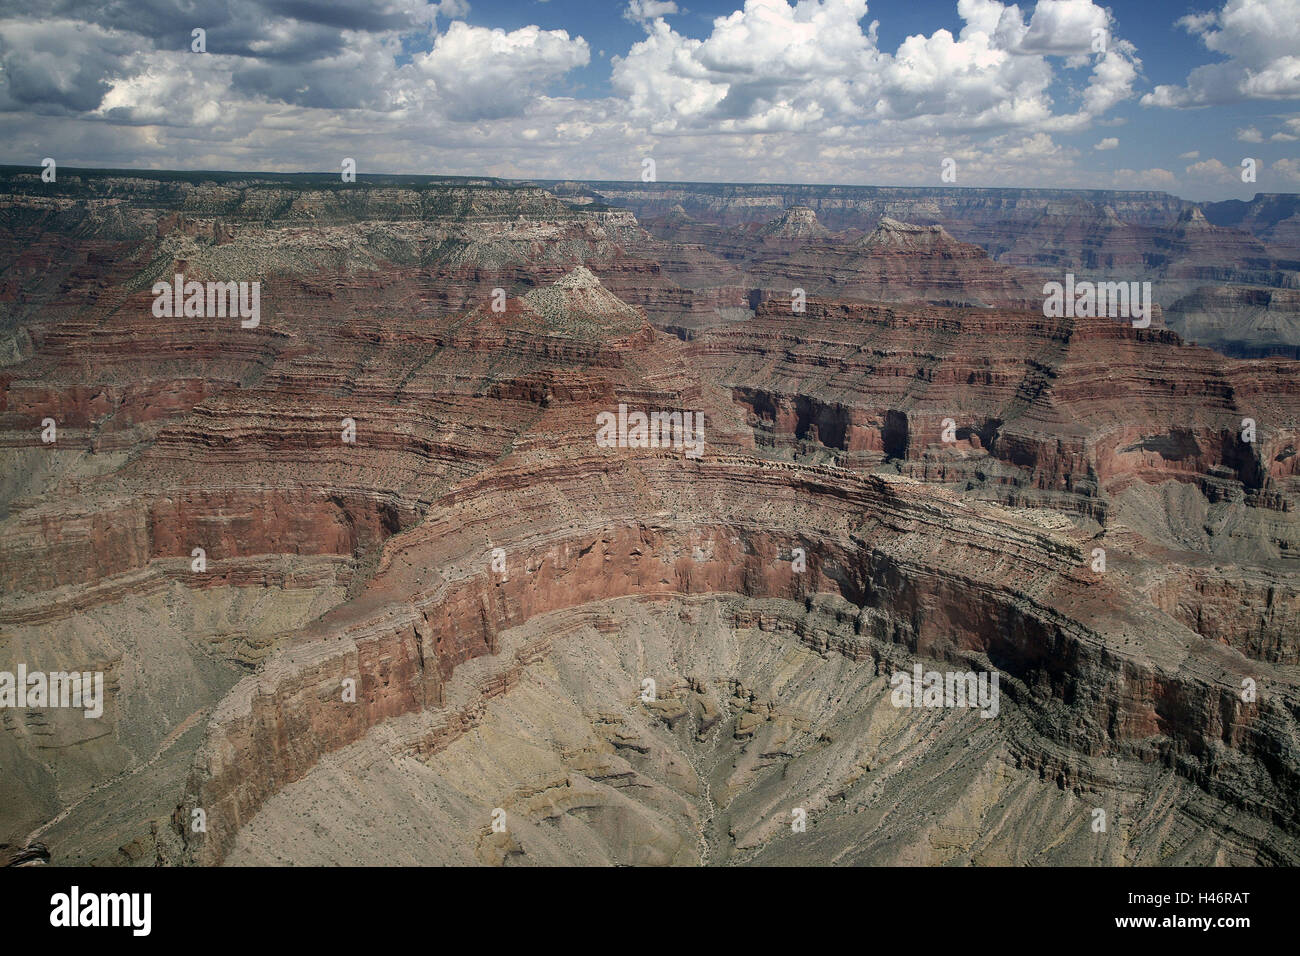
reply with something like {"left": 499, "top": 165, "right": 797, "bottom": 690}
{"left": 1, "top": 168, "right": 1298, "bottom": 866}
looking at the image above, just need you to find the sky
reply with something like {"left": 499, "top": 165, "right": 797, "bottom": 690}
{"left": 0, "top": 0, "right": 1297, "bottom": 200}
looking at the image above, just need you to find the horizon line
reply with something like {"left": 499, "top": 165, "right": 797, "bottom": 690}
{"left": 4, "top": 164, "right": 1293, "bottom": 206}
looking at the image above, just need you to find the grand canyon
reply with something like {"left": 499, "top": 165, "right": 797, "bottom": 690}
{"left": 2, "top": 168, "right": 1298, "bottom": 867}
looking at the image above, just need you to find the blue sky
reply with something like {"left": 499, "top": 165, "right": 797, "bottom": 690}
{"left": 0, "top": 0, "right": 1296, "bottom": 199}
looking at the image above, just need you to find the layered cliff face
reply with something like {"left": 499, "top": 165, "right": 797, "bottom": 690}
{"left": 1205, "top": 193, "right": 1300, "bottom": 248}
{"left": 587, "top": 182, "right": 1300, "bottom": 345}
{"left": 757, "top": 205, "right": 829, "bottom": 239}
{"left": 171, "top": 449, "right": 1300, "bottom": 866}
{"left": 3, "top": 171, "right": 1299, "bottom": 867}
{"left": 635, "top": 206, "right": 1045, "bottom": 330}
{"left": 952, "top": 200, "right": 1299, "bottom": 300}
{"left": 1164, "top": 286, "right": 1300, "bottom": 359}
{"left": 696, "top": 297, "right": 1300, "bottom": 521}
{"left": 547, "top": 181, "right": 1191, "bottom": 231}
{"left": 0, "top": 175, "right": 677, "bottom": 855}
{"left": 223, "top": 594, "right": 1292, "bottom": 866}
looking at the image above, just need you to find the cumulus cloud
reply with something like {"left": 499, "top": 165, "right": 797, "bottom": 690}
{"left": 1260, "top": 115, "right": 1300, "bottom": 140}
{"left": 1143, "top": 0, "right": 1300, "bottom": 107}
{"left": 94, "top": 52, "right": 235, "bottom": 126}
{"left": 0, "top": 18, "right": 139, "bottom": 113}
{"left": 416, "top": 22, "right": 589, "bottom": 120}
{"left": 613, "top": 0, "right": 885, "bottom": 132}
{"left": 232, "top": 31, "right": 411, "bottom": 110}
{"left": 1019, "top": 0, "right": 1108, "bottom": 54}
{"left": 625, "top": 1, "right": 680, "bottom": 25}
{"left": 3, "top": 0, "right": 450, "bottom": 62}
{"left": 0, "top": 0, "right": 1141, "bottom": 142}
{"left": 1185, "top": 157, "right": 1239, "bottom": 182}
{"left": 882, "top": 18, "right": 1055, "bottom": 130}
{"left": 0, "top": 1, "right": 584, "bottom": 122}
{"left": 611, "top": 0, "right": 1137, "bottom": 134}
{"left": 435, "top": 0, "right": 472, "bottom": 17}
{"left": 1093, "top": 137, "right": 1118, "bottom": 149}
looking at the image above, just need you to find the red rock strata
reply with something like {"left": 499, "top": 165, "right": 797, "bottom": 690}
{"left": 176, "top": 452, "right": 1299, "bottom": 863}
{"left": 695, "top": 297, "right": 1300, "bottom": 521}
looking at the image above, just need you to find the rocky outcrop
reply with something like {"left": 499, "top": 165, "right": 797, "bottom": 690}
{"left": 757, "top": 206, "right": 829, "bottom": 239}
{"left": 859, "top": 217, "right": 965, "bottom": 253}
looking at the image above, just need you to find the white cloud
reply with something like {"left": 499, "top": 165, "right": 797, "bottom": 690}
{"left": 1143, "top": 0, "right": 1300, "bottom": 107}
{"left": 1237, "top": 125, "right": 1265, "bottom": 141}
{"left": 1266, "top": 115, "right": 1300, "bottom": 140}
{"left": 94, "top": 52, "right": 234, "bottom": 126}
{"left": 0, "top": 18, "right": 140, "bottom": 113}
{"left": 1019, "top": 0, "right": 1108, "bottom": 54}
{"left": 611, "top": 0, "right": 1136, "bottom": 135}
{"left": 625, "top": 1, "right": 680, "bottom": 26}
{"left": 436, "top": 0, "right": 472, "bottom": 17}
{"left": 415, "top": 21, "right": 589, "bottom": 120}
{"left": 1093, "top": 136, "right": 1118, "bottom": 149}
{"left": 1080, "top": 40, "right": 1140, "bottom": 116}
{"left": 1185, "top": 157, "right": 1238, "bottom": 181}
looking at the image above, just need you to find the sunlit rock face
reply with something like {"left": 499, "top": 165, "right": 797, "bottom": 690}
{"left": 2, "top": 172, "right": 1298, "bottom": 867}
